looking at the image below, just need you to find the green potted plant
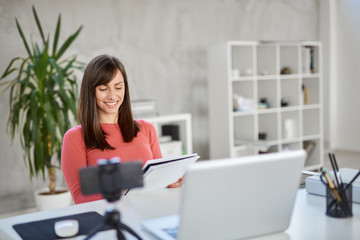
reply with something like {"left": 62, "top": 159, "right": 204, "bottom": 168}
{"left": 0, "top": 6, "right": 83, "bottom": 209}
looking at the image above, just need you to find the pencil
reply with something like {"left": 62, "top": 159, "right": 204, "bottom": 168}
{"left": 323, "top": 171, "right": 342, "bottom": 202}
{"left": 344, "top": 170, "right": 360, "bottom": 191}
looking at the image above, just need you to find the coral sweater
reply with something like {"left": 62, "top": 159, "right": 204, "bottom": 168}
{"left": 61, "top": 120, "right": 162, "bottom": 204}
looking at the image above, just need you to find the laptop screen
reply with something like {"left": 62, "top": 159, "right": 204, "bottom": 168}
{"left": 142, "top": 150, "right": 306, "bottom": 240}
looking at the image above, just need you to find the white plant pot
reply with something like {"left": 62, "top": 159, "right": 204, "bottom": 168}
{"left": 34, "top": 187, "right": 72, "bottom": 211}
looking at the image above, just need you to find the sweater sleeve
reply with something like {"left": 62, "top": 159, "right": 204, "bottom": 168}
{"left": 61, "top": 127, "right": 102, "bottom": 204}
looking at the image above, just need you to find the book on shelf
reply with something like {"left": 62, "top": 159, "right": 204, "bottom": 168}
{"left": 310, "top": 48, "right": 314, "bottom": 73}
{"left": 302, "top": 46, "right": 315, "bottom": 74}
{"left": 302, "top": 47, "right": 311, "bottom": 74}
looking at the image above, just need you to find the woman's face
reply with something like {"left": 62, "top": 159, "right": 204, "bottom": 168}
{"left": 95, "top": 69, "right": 125, "bottom": 123}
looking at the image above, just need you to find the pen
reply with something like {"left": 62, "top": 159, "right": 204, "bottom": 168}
{"left": 322, "top": 171, "right": 342, "bottom": 202}
{"left": 320, "top": 173, "right": 337, "bottom": 201}
{"left": 328, "top": 153, "right": 341, "bottom": 188}
{"left": 329, "top": 153, "right": 353, "bottom": 216}
{"left": 320, "top": 166, "right": 334, "bottom": 181}
{"left": 332, "top": 153, "right": 344, "bottom": 188}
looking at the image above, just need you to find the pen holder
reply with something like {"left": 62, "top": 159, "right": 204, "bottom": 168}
{"left": 326, "top": 184, "right": 353, "bottom": 218}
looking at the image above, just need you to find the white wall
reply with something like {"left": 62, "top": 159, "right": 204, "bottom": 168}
{"left": 319, "top": 0, "right": 330, "bottom": 148}
{"left": 0, "top": 0, "right": 319, "bottom": 214}
{"left": 329, "top": 0, "right": 360, "bottom": 151}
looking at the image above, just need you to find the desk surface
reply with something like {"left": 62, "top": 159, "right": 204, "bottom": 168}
{"left": 0, "top": 188, "right": 359, "bottom": 240}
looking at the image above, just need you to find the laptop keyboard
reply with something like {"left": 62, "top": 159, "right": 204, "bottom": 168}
{"left": 163, "top": 227, "right": 178, "bottom": 238}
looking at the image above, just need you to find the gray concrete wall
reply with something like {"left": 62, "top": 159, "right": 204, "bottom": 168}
{"left": 0, "top": 0, "right": 319, "bottom": 214}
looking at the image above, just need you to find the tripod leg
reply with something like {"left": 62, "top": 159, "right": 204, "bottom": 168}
{"left": 84, "top": 222, "right": 105, "bottom": 240}
{"left": 97, "top": 204, "right": 143, "bottom": 240}
{"left": 120, "top": 223, "right": 143, "bottom": 240}
{"left": 115, "top": 227, "right": 126, "bottom": 240}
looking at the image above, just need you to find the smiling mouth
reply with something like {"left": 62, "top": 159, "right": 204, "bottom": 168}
{"left": 105, "top": 101, "right": 118, "bottom": 106}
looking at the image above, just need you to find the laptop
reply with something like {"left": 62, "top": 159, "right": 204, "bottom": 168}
{"left": 141, "top": 150, "right": 306, "bottom": 240}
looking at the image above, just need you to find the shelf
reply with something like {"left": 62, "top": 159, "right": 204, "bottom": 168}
{"left": 232, "top": 112, "right": 255, "bottom": 118}
{"left": 280, "top": 74, "right": 301, "bottom": 79}
{"left": 302, "top": 104, "right": 321, "bottom": 110}
{"left": 280, "top": 106, "right": 301, "bottom": 112}
{"left": 257, "top": 45, "right": 277, "bottom": 76}
{"left": 303, "top": 109, "right": 320, "bottom": 136}
{"left": 257, "top": 75, "right": 278, "bottom": 80}
{"left": 258, "top": 79, "right": 278, "bottom": 108}
{"left": 257, "top": 108, "right": 278, "bottom": 114}
{"left": 234, "top": 139, "right": 278, "bottom": 152}
{"left": 302, "top": 73, "right": 321, "bottom": 78}
{"left": 231, "top": 76, "right": 255, "bottom": 82}
{"left": 233, "top": 115, "right": 255, "bottom": 141}
{"left": 280, "top": 46, "right": 299, "bottom": 74}
{"left": 258, "top": 112, "right": 278, "bottom": 141}
{"left": 281, "top": 138, "right": 302, "bottom": 144}
{"left": 302, "top": 135, "right": 322, "bottom": 141}
{"left": 143, "top": 113, "right": 192, "bottom": 156}
{"left": 208, "top": 41, "right": 323, "bottom": 170}
{"left": 302, "top": 77, "right": 320, "bottom": 105}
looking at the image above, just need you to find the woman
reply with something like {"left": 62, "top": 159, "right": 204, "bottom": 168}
{"left": 61, "top": 55, "right": 179, "bottom": 204}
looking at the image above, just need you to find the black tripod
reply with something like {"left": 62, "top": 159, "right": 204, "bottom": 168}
{"left": 82, "top": 158, "right": 144, "bottom": 240}
{"left": 84, "top": 204, "right": 142, "bottom": 240}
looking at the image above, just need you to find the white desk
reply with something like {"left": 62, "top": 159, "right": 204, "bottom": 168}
{"left": 0, "top": 188, "right": 359, "bottom": 240}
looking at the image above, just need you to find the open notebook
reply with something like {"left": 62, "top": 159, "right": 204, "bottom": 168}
{"left": 141, "top": 150, "right": 306, "bottom": 240}
{"left": 125, "top": 153, "right": 199, "bottom": 195}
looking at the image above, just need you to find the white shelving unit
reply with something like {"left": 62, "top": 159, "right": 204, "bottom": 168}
{"left": 208, "top": 41, "right": 323, "bottom": 170}
{"left": 143, "top": 113, "right": 193, "bottom": 157}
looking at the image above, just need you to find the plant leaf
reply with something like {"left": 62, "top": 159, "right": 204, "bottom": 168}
{"left": 15, "top": 19, "right": 33, "bottom": 59}
{"left": 37, "top": 39, "right": 50, "bottom": 91}
{"left": 0, "top": 57, "right": 21, "bottom": 79}
{"left": 32, "top": 5, "right": 46, "bottom": 44}
{"left": 55, "top": 25, "right": 83, "bottom": 60}
{"left": 49, "top": 58, "right": 64, "bottom": 84}
{"left": 52, "top": 14, "right": 61, "bottom": 57}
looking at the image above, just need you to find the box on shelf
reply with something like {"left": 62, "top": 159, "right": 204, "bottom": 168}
{"left": 160, "top": 141, "right": 183, "bottom": 157}
{"left": 162, "top": 124, "right": 180, "bottom": 141}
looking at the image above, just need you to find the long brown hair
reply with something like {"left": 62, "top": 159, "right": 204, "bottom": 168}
{"left": 78, "top": 55, "right": 139, "bottom": 150}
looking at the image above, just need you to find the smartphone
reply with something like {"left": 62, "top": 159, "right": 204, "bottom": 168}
{"left": 79, "top": 159, "right": 143, "bottom": 197}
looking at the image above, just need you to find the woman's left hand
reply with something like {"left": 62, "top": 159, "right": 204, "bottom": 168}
{"left": 168, "top": 177, "right": 183, "bottom": 188}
